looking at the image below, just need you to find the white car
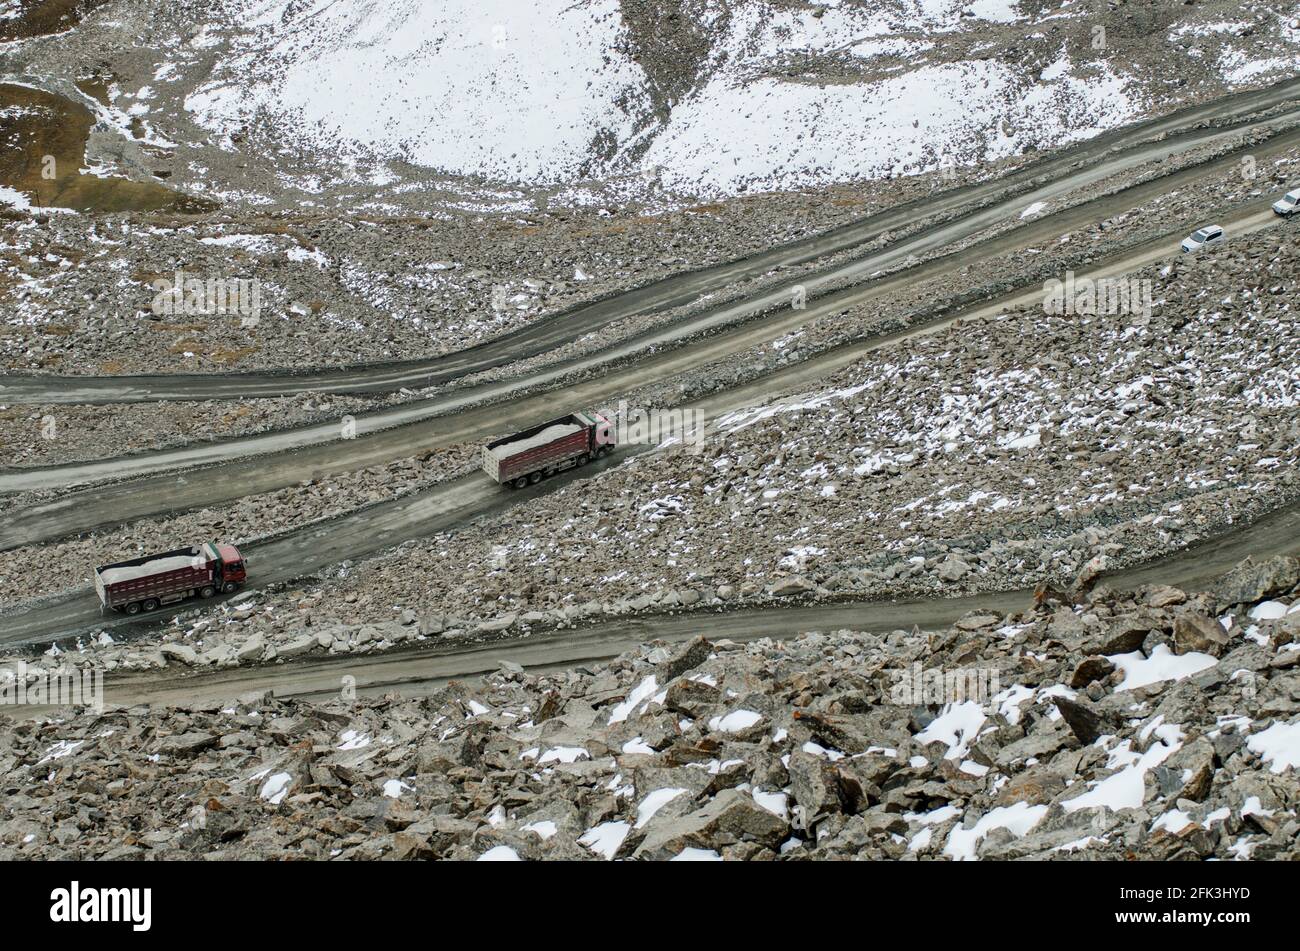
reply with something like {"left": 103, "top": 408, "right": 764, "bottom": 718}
{"left": 1272, "top": 189, "right": 1300, "bottom": 216}
{"left": 1180, "top": 224, "right": 1224, "bottom": 253}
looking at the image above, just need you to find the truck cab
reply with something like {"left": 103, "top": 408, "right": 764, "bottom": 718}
{"left": 593, "top": 412, "right": 616, "bottom": 452}
{"left": 217, "top": 543, "right": 247, "bottom": 590}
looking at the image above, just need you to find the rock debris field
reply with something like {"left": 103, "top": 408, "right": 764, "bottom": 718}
{"left": 2, "top": 557, "right": 1298, "bottom": 861}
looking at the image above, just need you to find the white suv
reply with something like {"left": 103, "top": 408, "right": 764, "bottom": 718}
{"left": 1272, "top": 189, "right": 1300, "bottom": 216}
{"left": 1180, "top": 225, "right": 1224, "bottom": 253}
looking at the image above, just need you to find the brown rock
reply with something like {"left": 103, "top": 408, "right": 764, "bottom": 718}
{"left": 1146, "top": 585, "right": 1187, "bottom": 608}
{"left": 1069, "top": 656, "right": 1116, "bottom": 689}
{"left": 1173, "top": 613, "right": 1229, "bottom": 656}
{"left": 1053, "top": 695, "right": 1112, "bottom": 745}
{"left": 663, "top": 678, "right": 720, "bottom": 718}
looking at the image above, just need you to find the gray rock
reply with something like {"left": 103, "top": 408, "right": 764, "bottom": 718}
{"left": 278, "top": 634, "right": 321, "bottom": 658}
{"left": 769, "top": 576, "right": 815, "bottom": 597}
{"left": 156, "top": 732, "right": 218, "bottom": 755}
{"left": 936, "top": 554, "right": 971, "bottom": 582}
{"left": 1210, "top": 556, "right": 1300, "bottom": 607}
{"left": 1054, "top": 695, "right": 1112, "bottom": 745}
{"left": 235, "top": 633, "right": 267, "bottom": 662}
{"left": 786, "top": 751, "right": 848, "bottom": 829}
{"left": 1173, "top": 614, "right": 1229, "bottom": 656}
{"left": 632, "top": 789, "right": 790, "bottom": 860}
{"left": 159, "top": 643, "right": 199, "bottom": 665}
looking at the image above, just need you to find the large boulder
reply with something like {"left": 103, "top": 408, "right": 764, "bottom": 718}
{"left": 631, "top": 789, "right": 790, "bottom": 860}
{"left": 159, "top": 643, "right": 199, "bottom": 666}
{"left": 769, "top": 576, "right": 815, "bottom": 597}
{"left": 1173, "top": 614, "right": 1229, "bottom": 656}
{"left": 937, "top": 554, "right": 971, "bottom": 582}
{"left": 1210, "top": 556, "right": 1300, "bottom": 607}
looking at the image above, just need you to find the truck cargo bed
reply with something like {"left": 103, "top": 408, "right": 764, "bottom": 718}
{"left": 94, "top": 543, "right": 217, "bottom": 609}
{"left": 483, "top": 413, "right": 596, "bottom": 484}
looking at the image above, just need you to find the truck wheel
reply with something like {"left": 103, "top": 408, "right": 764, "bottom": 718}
{"left": 576, "top": 453, "right": 590, "bottom": 467}
{"left": 222, "top": 581, "right": 239, "bottom": 593}
{"left": 512, "top": 476, "right": 528, "bottom": 489}
{"left": 529, "top": 471, "right": 543, "bottom": 484}
{"left": 599, "top": 445, "right": 614, "bottom": 457}
{"left": 124, "top": 602, "right": 142, "bottom": 616}
{"left": 142, "top": 598, "right": 160, "bottom": 612}
{"left": 199, "top": 585, "right": 216, "bottom": 599}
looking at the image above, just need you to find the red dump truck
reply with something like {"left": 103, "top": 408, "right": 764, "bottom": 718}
{"left": 94, "top": 542, "right": 247, "bottom": 615}
{"left": 483, "top": 412, "right": 615, "bottom": 488}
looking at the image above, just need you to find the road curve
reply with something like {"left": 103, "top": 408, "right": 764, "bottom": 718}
{"left": 0, "top": 197, "right": 1283, "bottom": 553}
{"left": 3, "top": 76, "right": 1300, "bottom": 405}
{"left": 40, "top": 492, "right": 1300, "bottom": 715}
{"left": 0, "top": 213, "right": 1289, "bottom": 648}
{"left": 5, "top": 115, "right": 1300, "bottom": 499}
{"left": 3, "top": 84, "right": 1299, "bottom": 649}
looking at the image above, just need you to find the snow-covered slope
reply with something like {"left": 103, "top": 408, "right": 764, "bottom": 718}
{"left": 186, "top": 0, "right": 648, "bottom": 184}
{"left": 178, "top": 0, "right": 1300, "bottom": 198}
{"left": 8, "top": 0, "right": 1300, "bottom": 205}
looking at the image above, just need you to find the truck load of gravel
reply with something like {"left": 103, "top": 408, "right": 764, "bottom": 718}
{"left": 99, "top": 555, "right": 199, "bottom": 585}
{"left": 486, "top": 422, "right": 583, "bottom": 461}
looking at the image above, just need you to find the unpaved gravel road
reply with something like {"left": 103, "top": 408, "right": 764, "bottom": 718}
{"left": 0, "top": 210, "right": 1288, "bottom": 648}
{"left": 3, "top": 77, "right": 1300, "bottom": 406}
{"left": 0, "top": 202, "right": 1282, "bottom": 552}
{"left": 3, "top": 123, "right": 1297, "bottom": 499}
{"left": 31, "top": 491, "right": 1300, "bottom": 716}
{"left": 0, "top": 449, "right": 635, "bottom": 647}
{"left": 3, "top": 82, "right": 1298, "bottom": 648}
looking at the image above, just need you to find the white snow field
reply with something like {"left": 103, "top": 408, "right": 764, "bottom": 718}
{"left": 183, "top": 0, "right": 1166, "bottom": 196}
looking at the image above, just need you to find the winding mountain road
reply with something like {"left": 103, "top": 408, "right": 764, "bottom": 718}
{"left": 32, "top": 492, "right": 1300, "bottom": 716}
{"left": 0, "top": 199, "right": 1283, "bottom": 553}
{"left": 0, "top": 204, "right": 1289, "bottom": 648}
{"left": 3, "top": 75, "right": 1300, "bottom": 406}
{"left": 3, "top": 80, "right": 1300, "bottom": 652}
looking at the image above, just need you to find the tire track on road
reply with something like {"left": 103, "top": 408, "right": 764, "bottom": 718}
{"left": 27, "top": 492, "right": 1300, "bottom": 715}
{"left": 0, "top": 205, "right": 1287, "bottom": 645}
{"left": 4, "top": 76, "right": 1300, "bottom": 405}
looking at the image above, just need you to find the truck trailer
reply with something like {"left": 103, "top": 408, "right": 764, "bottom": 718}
{"left": 94, "top": 542, "right": 247, "bottom": 615}
{"left": 483, "top": 412, "right": 614, "bottom": 488}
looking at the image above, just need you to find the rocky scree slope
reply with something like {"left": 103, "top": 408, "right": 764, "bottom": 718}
{"left": 1, "top": 556, "right": 1298, "bottom": 860}
{"left": 99, "top": 223, "right": 1294, "bottom": 661}
{"left": 8, "top": 0, "right": 1300, "bottom": 216}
